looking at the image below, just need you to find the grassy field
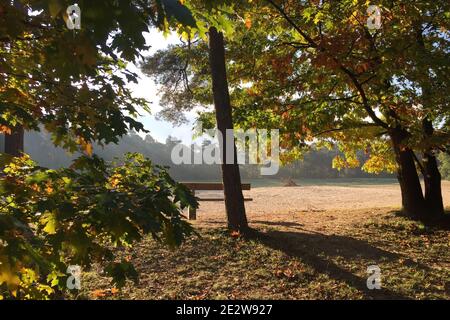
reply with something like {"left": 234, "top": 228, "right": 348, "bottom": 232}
{"left": 179, "top": 178, "right": 400, "bottom": 189}
{"left": 74, "top": 209, "right": 450, "bottom": 300}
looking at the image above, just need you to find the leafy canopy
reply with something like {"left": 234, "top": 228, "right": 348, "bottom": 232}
{"left": 0, "top": 153, "right": 197, "bottom": 299}
{"left": 142, "top": 0, "right": 450, "bottom": 173}
{"left": 0, "top": 0, "right": 197, "bottom": 151}
{"left": 1, "top": 0, "right": 200, "bottom": 299}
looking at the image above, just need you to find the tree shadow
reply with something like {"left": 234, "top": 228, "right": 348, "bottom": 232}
{"left": 246, "top": 229, "right": 422, "bottom": 299}
{"left": 391, "top": 209, "right": 450, "bottom": 231}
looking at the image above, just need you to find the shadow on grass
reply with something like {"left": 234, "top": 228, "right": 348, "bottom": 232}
{"left": 245, "top": 228, "right": 415, "bottom": 299}
{"left": 391, "top": 210, "right": 450, "bottom": 231}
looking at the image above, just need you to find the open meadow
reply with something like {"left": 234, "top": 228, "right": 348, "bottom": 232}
{"left": 77, "top": 180, "right": 450, "bottom": 300}
{"left": 2, "top": 1, "right": 449, "bottom": 307}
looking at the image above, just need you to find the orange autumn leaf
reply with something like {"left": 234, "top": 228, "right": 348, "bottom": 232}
{"left": 92, "top": 289, "right": 107, "bottom": 298}
{"left": 110, "top": 287, "right": 119, "bottom": 295}
{"left": 109, "top": 174, "right": 121, "bottom": 188}
{"left": 111, "top": 178, "right": 119, "bottom": 187}
{"left": 45, "top": 185, "right": 54, "bottom": 194}
{"left": 84, "top": 142, "right": 93, "bottom": 156}
{"left": 245, "top": 15, "right": 252, "bottom": 29}
{"left": 283, "top": 268, "right": 295, "bottom": 278}
{"left": 0, "top": 125, "right": 11, "bottom": 135}
{"left": 230, "top": 231, "right": 241, "bottom": 238}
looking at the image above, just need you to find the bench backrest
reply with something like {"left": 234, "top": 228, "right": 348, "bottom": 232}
{"left": 182, "top": 182, "right": 251, "bottom": 191}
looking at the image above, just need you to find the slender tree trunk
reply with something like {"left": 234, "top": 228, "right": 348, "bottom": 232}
{"left": 4, "top": 125, "right": 24, "bottom": 156}
{"left": 390, "top": 128, "right": 427, "bottom": 217}
{"left": 422, "top": 119, "right": 445, "bottom": 216}
{"left": 208, "top": 27, "right": 248, "bottom": 232}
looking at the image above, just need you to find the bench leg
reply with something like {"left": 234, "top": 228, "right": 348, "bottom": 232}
{"left": 188, "top": 190, "right": 196, "bottom": 220}
{"left": 188, "top": 206, "right": 197, "bottom": 220}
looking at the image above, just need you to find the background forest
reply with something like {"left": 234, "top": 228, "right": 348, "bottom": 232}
{"left": 0, "top": 131, "right": 413, "bottom": 181}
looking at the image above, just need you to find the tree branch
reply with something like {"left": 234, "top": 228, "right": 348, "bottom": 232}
{"left": 338, "top": 65, "right": 389, "bottom": 129}
{"left": 265, "top": 0, "right": 318, "bottom": 49}
{"left": 265, "top": 0, "right": 390, "bottom": 130}
{"left": 313, "top": 122, "right": 381, "bottom": 137}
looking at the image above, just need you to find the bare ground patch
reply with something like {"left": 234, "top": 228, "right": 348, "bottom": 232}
{"left": 194, "top": 181, "right": 450, "bottom": 227}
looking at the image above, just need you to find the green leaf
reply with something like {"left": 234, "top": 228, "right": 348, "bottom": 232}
{"left": 48, "top": 0, "right": 64, "bottom": 18}
{"left": 105, "top": 261, "right": 139, "bottom": 288}
{"left": 0, "top": 153, "right": 14, "bottom": 167}
{"left": 161, "top": 0, "right": 197, "bottom": 27}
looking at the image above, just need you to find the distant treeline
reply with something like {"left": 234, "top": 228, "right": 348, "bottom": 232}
{"left": 3, "top": 130, "right": 449, "bottom": 181}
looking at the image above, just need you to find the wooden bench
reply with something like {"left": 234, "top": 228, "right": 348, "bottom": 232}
{"left": 181, "top": 182, "right": 252, "bottom": 220}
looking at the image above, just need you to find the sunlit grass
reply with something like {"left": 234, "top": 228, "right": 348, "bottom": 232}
{"left": 73, "top": 210, "right": 449, "bottom": 300}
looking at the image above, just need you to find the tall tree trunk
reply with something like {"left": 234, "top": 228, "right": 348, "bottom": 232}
{"left": 4, "top": 125, "right": 24, "bottom": 156}
{"left": 390, "top": 128, "right": 427, "bottom": 218}
{"left": 208, "top": 27, "right": 248, "bottom": 232}
{"left": 415, "top": 25, "right": 444, "bottom": 217}
{"left": 422, "top": 119, "right": 444, "bottom": 216}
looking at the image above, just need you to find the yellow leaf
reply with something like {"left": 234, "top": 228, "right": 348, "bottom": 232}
{"left": 85, "top": 143, "right": 93, "bottom": 156}
{"left": 0, "top": 260, "right": 20, "bottom": 289}
{"left": 41, "top": 211, "right": 57, "bottom": 235}
{"left": 77, "top": 137, "right": 93, "bottom": 156}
